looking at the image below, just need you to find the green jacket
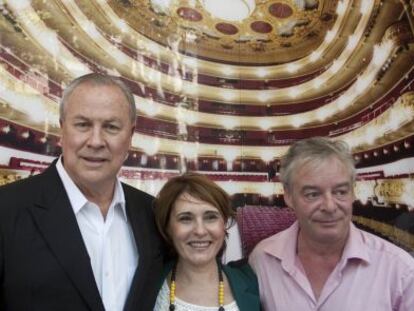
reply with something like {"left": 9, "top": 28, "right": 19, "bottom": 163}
{"left": 157, "top": 259, "right": 261, "bottom": 311}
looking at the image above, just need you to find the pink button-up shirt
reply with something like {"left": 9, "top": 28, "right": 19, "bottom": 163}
{"left": 249, "top": 221, "right": 414, "bottom": 311}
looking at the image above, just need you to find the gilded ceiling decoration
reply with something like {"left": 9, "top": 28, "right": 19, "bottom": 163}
{"left": 108, "top": 0, "right": 338, "bottom": 64}
{"left": 0, "top": 0, "right": 413, "bottom": 159}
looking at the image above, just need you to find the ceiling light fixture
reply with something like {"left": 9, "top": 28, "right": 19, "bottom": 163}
{"left": 336, "top": 1, "right": 347, "bottom": 15}
{"left": 255, "top": 68, "right": 269, "bottom": 78}
{"left": 309, "top": 50, "right": 322, "bottom": 62}
{"left": 286, "top": 63, "right": 300, "bottom": 73}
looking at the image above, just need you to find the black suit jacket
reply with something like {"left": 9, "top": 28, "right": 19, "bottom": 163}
{"left": 0, "top": 162, "right": 164, "bottom": 311}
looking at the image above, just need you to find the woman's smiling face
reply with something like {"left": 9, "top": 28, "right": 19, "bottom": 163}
{"left": 167, "top": 192, "right": 226, "bottom": 268}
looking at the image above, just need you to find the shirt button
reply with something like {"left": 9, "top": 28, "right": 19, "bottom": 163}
{"left": 105, "top": 271, "right": 109, "bottom": 277}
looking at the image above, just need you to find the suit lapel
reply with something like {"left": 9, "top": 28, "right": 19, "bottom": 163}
{"left": 28, "top": 164, "right": 105, "bottom": 311}
{"left": 123, "top": 186, "right": 153, "bottom": 311}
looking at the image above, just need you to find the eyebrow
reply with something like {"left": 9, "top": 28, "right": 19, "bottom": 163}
{"left": 175, "top": 210, "right": 220, "bottom": 217}
{"left": 72, "top": 115, "right": 89, "bottom": 120}
{"left": 204, "top": 210, "right": 220, "bottom": 215}
{"left": 301, "top": 182, "right": 351, "bottom": 191}
{"left": 176, "top": 211, "right": 192, "bottom": 217}
{"left": 71, "top": 115, "right": 122, "bottom": 123}
{"left": 333, "top": 182, "right": 352, "bottom": 188}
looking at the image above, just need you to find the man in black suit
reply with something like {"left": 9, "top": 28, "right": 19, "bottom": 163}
{"left": 0, "top": 73, "right": 164, "bottom": 310}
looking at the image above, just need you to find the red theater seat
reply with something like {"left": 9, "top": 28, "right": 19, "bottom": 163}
{"left": 236, "top": 206, "right": 296, "bottom": 257}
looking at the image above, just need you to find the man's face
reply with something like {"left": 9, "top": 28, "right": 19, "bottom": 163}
{"left": 284, "top": 156, "right": 354, "bottom": 245}
{"left": 60, "top": 83, "right": 134, "bottom": 192}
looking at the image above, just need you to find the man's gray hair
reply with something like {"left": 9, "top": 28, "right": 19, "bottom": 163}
{"left": 59, "top": 73, "right": 136, "bottom": 124}
{"left": 279, "top": 137, "right": 356, "bottom": 190}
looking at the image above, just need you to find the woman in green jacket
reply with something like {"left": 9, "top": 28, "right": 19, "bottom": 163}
{"left": 153, "top": 173, "right": 260, "bottom": 311}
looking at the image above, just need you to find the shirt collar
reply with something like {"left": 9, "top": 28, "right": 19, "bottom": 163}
{"left": 263, "top": 221, "right": 299, "bottom": 273}
{"left": 340, "top": 222, "right": 370, "bottom": 265}
{"left": 262, "top": 221, "right": 371, "bottom": 271}
{"left": 56, "top": 157, "right": 127, "bottom": 220}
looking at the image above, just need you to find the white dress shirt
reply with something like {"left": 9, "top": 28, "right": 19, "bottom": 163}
{"left": 56, "top": 158, "right": 138, "bottom": 311}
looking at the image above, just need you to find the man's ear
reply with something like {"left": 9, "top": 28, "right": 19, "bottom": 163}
{"left": 127, "top": 125, "right": 135, "bottom": 147}
{"left": 351, "top": 183, "right": 356, "bottom": 201}
{"left": 283, "top": 185, "right": 294, "bottom": 209}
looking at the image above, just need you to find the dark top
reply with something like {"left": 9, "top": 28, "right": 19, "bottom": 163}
{"left": 157, "top": 259, "right": 261, "bottom": 311}
{"left": 0, "top": 161, "right": 164, "bottom": 311}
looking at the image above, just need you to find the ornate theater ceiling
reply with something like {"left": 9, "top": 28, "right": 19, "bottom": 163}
{"left": 109, "top": 0, "right": 333, "bottom": 64}
{"left": 0, "top": 0, "right": 414, "bottom": 160}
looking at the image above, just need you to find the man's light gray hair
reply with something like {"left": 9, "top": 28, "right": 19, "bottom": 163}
{"left": 279, "top": 137, "right": 356, "bottom": 190}
{"left": 59, "top": 73, "right": 136, "bottom": 124}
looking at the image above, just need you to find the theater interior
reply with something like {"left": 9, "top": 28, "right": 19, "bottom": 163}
{"left": 0, "top": 0, "right": 413, "bottom": 258}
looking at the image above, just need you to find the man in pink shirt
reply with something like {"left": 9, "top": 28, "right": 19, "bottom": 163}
{"left": 249, "top": 137, "right": 414, "bottom": 311}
